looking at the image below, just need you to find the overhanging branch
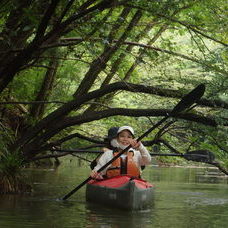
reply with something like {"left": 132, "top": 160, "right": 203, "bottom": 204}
{"left": 2, "top": 82, "right": 228, "bottom": 109}
{"left": 5, "top": 38, "right": 227, "bottom": 76}
{"left": 13, "top": 82, "right": 227, "bottom": 151}
{"left": 0, "top": 101, "right": 66, "bottom": 105}
{"left": 46, "top": 38, "right": 228, "bottom": 76}
{"left": 122, "top": 2, "right": 228, "bottom": 47}
{"left": 24, "top": 108, "right": 223, "bottom": 154}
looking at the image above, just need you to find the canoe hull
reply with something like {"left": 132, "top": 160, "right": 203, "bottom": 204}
{"left": 86, "top": 175, "right": 154, "bottom": 210}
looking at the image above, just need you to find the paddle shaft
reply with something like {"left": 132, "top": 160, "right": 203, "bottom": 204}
{"left": 61, "top": 84, "right": 205, "bottom": 200}
{"left": 62, "top": 176, "right": 92, "bottom": 200}
{"left": 63, "top": 150, "right": 210, "bottom": 200}
{"left": 150, "top": 153, "right": 210, "bottom": 159}
{"left": 61, "top": 116, "right": 169, "bottom": 200}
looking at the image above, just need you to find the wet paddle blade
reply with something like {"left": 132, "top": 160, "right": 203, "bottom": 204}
{"left": 171, "top": 84, "right": 205, "bottom": 115}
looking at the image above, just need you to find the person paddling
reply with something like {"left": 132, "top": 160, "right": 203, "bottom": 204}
{"left": 90, "top": 126, "right": 151, "bottom": 179}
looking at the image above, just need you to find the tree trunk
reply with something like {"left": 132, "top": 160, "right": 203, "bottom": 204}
{"left": 73, "top": 7, "right": 132, "bottom": 98}
{"left": 30, "top": 50, "right": 59, "bottom": 119}
{"left": 84, "top": 16, "right": 156, "bottom": 113}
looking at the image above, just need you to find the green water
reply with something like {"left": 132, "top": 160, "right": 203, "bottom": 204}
{"left": 0, "top": 159, "right": 227, "bottom": 228}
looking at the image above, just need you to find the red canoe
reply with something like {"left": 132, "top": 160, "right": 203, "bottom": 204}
{"left": 86, "top": 175, "right": 154, "bottom": 210}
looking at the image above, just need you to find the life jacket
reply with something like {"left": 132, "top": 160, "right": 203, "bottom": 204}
{"left": 106, "top": 150, "right": 140, "bottom": 178}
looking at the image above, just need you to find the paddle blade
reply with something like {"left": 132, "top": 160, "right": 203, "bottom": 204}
{"left": 171, "top": 84, "right": 205, "bottom": 115}
{"left": 184, "top": 150, "right": 215, "bottom": 163}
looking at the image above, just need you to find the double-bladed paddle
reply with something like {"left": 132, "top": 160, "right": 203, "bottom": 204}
{"left": 150, "top": 150, "right": 215, "bottom": 163}
{"left": 60, "top": 83, "right": 205, "bottom": 200}
{"left": 54, "top": 148, "right": 215, "bottom": 163}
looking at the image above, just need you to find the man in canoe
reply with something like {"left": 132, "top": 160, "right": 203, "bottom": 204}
{"left": 90, "top": 126, "right": 151, "bottom": 179}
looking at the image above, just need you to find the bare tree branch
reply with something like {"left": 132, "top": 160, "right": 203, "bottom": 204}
{"left": 122, "top": 2, "right": 228, "bottom": 47}
{"left": 29, "top": 151, "right": 92, "bottom": 162}
{"left": 32, "top": 38, "right": 228, "bottom": 76}
{"left": 0, "top": 101, "right": 66, "bottom": 105}
{"left": 156, "top": 13, "right": 228, "bottom": 47}
{"left": 22, "top": 107, "right": 224, "bottom": 158}
{"left": 33, "top": 0, "right": 61, "bottom": 42}
{"left": 13, "top": 81, "right": 227, "bottom": 156}
{"left": 1, "top": 82, "right": 227, "bottom": 109}
{"left": 207, "top": 162, "right": 228, "bottom": 175}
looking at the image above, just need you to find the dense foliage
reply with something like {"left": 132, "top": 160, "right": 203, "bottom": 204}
{"left": 0, "top": 0, "right": 227, "bottom": 191}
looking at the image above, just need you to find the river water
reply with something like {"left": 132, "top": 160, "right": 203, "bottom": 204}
{"left": 0, "top": 159, "right": 227, "bottom": 228}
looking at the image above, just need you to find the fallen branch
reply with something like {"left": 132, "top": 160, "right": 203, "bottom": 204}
{"left": 207, "top": 161, "right": 228, "bottom": 176}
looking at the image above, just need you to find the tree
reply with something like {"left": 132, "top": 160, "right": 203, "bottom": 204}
{"left": 0, "top": 0, "right": 227, "bottom": 192}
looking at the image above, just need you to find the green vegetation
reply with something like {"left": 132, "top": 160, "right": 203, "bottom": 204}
{"left": 0, "top": 0, "right": 227, "bottom": 193}
{"left": 0, "top": 126, "right": 30, "bottom": 193}
{"left": 0, "top": 151, "right": 30, "bottom": 193}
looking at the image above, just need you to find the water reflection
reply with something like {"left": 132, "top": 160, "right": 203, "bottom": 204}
{"left": 85, "top": 203, "right": 154, "bottom": 228}
{"left": 0, "top": 160, "right": 227, "bottom": 228}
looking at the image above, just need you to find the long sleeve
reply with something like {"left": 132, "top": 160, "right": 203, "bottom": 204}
{"left": 137, "top": 143, "right": 151, "bottom": 165}
{"left": 93, "top": 150, "right": 113, "bottom": 175}
{"left": 92, "top": 144, "right": 151, "bottom": 176}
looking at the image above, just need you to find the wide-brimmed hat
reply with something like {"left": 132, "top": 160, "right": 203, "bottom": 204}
{"left": 117, "top": 126, "right": 134, "bottom": 137}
